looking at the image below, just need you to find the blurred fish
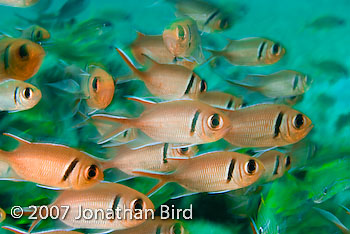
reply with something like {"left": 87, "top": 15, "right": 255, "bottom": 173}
{"left": 0, "top": 208, "right": 5, "bottom": 223}
{"left": 163, "top": 17, "right": 204, "bottom": 63}
{"left": 0, "top": 37, "right": 45, "bottom": 81}
{"left": 197, "top": 91, "right": 243, "bottom": 110}
{"left": 17, "top": 25, "right": 50, "bottom": 43}
{"left": 274, "top": 95, "right": 304, "bottom": 106}
{"left": 171, "top": 0, "right": 232, "bottom": 33}
{"left": 56, "top": 0, "right": 90, "bottom": 21}
{"left": 314, "top": 208, "right": 350, "bottom": 234}
{"left": 92, "top": 97, "right": 232, "bottom": 145}
{"left": 0, "top": 133, "right": 103, "bottom": 190}
{"left": 0, "top": 79, "right": 41, "bottom": 111}
{"left": 311, "top": 60, "right": 348, "bottom": 79}
{"left": 134, "top": 151, "right": 265, "bottom": 195}
{"left": 101, "top": 143, "right": 198, "bottom": 175}
{"left": 227, "top": 70, "right": 312, "bottom": 98}
{"left": 116, "top": 48, "right": 206, "bottom": 99}
{"left": 3, "top": 226, "right": 82, "bottom": 234}
{"left": 307, "top": 15, "right": 346, "bottom": 30}
{"left": 70, "top": 18, "right": 113, "bottom": 42}
{"left": 28, "top": 182, "right": 154, "bottom": 231}
{"left": 208, "top": 37, "right": 285, "bottom": 66}
{"left": 0, "top": 0, "right": 38, "bottom": 7}
{"left": 112, "top": 217, "right": 188, "bottom": 234}
{"left": 221, "top": 104, "right": 313, "bottom": 147}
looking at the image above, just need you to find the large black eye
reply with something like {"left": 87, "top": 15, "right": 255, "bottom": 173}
{"left": 271, "top": 43, "right": 280, "bottom": 55}
{"left": 23, "top": 87, "right": 33, "bottom": 99}
{"left": 259, "top": 227, "right": 263, "bottom": 234}
{"left": 200, "top": 79, "right": 207, "bottom": 93}
{"left": 92, "top": 77, "right": 99, "bottom": 92}
{"left": 208, "top": 113, "right": 223, "bottom": 129}
{"left": 132, "top": 199, "right": 143, "bottom": 211}
{"left": 19, "top": 44, "right": 29, "bottom": 59}
{"left": 219, "top": 18, "right": 229, "bottom": 29}
{"left": 177, "top": 25, "right": 185, "bottom": 40}
{"left": 86, "top": 165, "right": 98, "bottom": 180}
{"left": 180, "top": 147, "right": 188, "bottom": 154}
{"left": 245, "top": 159, "right": 257, "bottom": 175}
{"left": 36, "top": 30, "right": 42, "bottom": 40}
{"left": 170, "top": 223, "right": 184, "bottom": 234}
{"left": 293, "top": 114, "right": 304, "bottom": 129}
{"left": 285, "top": 155, "right": 291, "bottom": 168}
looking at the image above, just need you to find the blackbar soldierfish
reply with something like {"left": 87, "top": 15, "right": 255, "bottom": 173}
{"left": 134, "top": 151, "right": 265, "bottom": 195}
{"left": 0, "top": 133, "right": 103, "bottom": 190}
{"left": 101, "top": 143, "right": 198, "bottom": 174}
{"left": 227, "top": 70, "right": 312, "bottom": 98}
{"left": 197, "top": 91, "right": 243, "bottom": 110}
{"left": 29, "top": 182, "right": 154, "bottom": 231}
{"left": 0, "top": 37, "right": 45, "bottom": 80}
{"left": 18, "top": 25, "right": 50, "bottom": 43}
{"left": 222, "top": 104, "right": 313, "bottom": 147}
{"left": 92, "top": 97, "right": 232, "bottom": 145}
{"left": 208, "top": 37, "right": 285, "bottom": 66}
{"left": 116, "top": 48, "right": 206, "bottom": 99}
{"left": 0, "top": 79, "right": 41, "bottom": 111}
{"left": 0, "top": 0, "right": 38, "bottom": 7}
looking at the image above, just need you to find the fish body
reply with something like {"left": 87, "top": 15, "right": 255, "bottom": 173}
{"left": 92, "top": 98, "right": 232, "bottom": 144}
{"left": 135, "top": 151, "right": 265, "bottom": 193}
{"left": 209, "top": 37, "right": 285, "bottom": 66}
{"left": 163, "top": 17, "right": 204, "bottom": 63}
{"left": 101, "top": 143, "right": 197, "bottom": 175}
{"left": 117, "top": 48, "right": 206, "bottom": 99}
{"left": 197, "top": 91, "right": 242, "bottom": 110}
{"left": 0, "top": 37, "right": 45, "bottom": 81}
{"left": 0, "top": 133, "right": 103, "bottom": 190}
{"left": 0, "top": 79, "right": 41, "bottom": 111}
{"left": 19, "top": 25, "right": 50, "bottom": 43}
{"left": 0, "top": 0, "right": 38, "bottom": 7}
{"left": 222, "top": 104, "right": 313, "bottom": 147}
{"left": 227, "top": 70, "right": 311, "bottom": 98}
{"left": 307, "top": 15, "right": 346, "bottom": 29}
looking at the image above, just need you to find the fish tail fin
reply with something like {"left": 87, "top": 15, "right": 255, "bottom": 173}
{"left": 2, "top": 226, "right": 26, "bottom": 234}
{"left": 314, "top": 207, "right": 350, "bottom": 234}
{"left": 115, "top": 48, "right": 144, "bottom": 78}
{"left": 132, "top": 170, "right": 169, "bottom": 196}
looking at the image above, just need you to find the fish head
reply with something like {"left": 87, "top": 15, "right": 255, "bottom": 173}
{"left": 14, "top": 81, "right": 42, "bottom": 111}
{"left": 187, "top": 74, "right": 207, "bottom": 98}
{"left": 86, "top": 66, "right": 115, "bottom": 109}
{"left": 8, "top": 39, "right": 45, "bottom": 80}
{"left": 31, "top": 26, "right": 51, "bottom": 42}
{"left": 259, "top": 150, "right": 289, "bottom": 182}
{"left": 235, "top": 156, "right": 265, "bottom": 187}
{"left": 71, "top": 157, "right": 104, "bottom": 190}
{"left": 156, "top": 219, "right": 188, "bottom": 234}
{"left": 282, "top": 109, "right": 313, "bottom": 144}
{"left": 168, "top": 144, "right": 198, "bottom": 159}
{"left": 209, "top": 13, "right": 231, "bottom": 32}
{"left": 300, "top": 74, "right": 313, "bottom": 92}
{"left": 265, "top": 40, "right": 285, "bottom": 64}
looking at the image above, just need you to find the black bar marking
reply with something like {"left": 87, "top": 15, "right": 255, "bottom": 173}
{"left": 156, "top": 226, "right": 161, "bottom": 234}
{"left": 112, "top": 195, "right": 121, "bottom": 209}
{"left": 184, "top": 74, "right": 195, "bottom": 95}
{"left": 272, "top": 155, "right": 280, "bottom": 175}
{"left": 273, "top": 112, "right": 284, "bottom": 138}
{"left": 163, "top": 143, "right": 169, "bottom": 164}
{"left": 204, "top": 9, "right": 220, "bottom": 26}
{"left": 226, "top": 98, "right": 234, "bottom": 109}
{"left": 190, "top": 110, "right": 201, "bottom": 134}
{"left": 257, "top": 41, "right": 267, "bottom": 60}
{"left": 62, "top": 158, "right": 79, "bottom": 181}
{"left": 292, "top": 75, "right": 299, "bottom": 90}
{"left": 226, "top": 159, "right": 235, "bottom": 183}
{"left": 123, "top": 130, "right": 128, "bottom": 138}
{"left": 13, "top": 87, "right": 18, "bottom": 105}
{"left": 4, "top": 44, "right": 11, "bottom": 71}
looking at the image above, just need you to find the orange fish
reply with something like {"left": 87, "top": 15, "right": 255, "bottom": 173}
{"left": 18, "top": 25, "right": 51, "bottom": 43}
{"left": 0, "top": 0, "right": 39, "bottom": 7}
{"left": 134, "top": 151, "right": 265, "bottom": 195}
{"left": 208, "top": 37, "right": 285, "bottom": 66}
{"left": 197, "top": 91, "right": 243, "bottom": 110}
{"left": 92, "top": 97, "right": 232, "bottom": 145}
{"left": 29, "top": 182, "right": 154, "bottom": 231}
{"left": 0, "top": 37, "right": 45, "bottom": 80}
{"left": 221, "top": 104, "right": 313, "bottom": 147}
{"left": 0, "top": 133, "right": 103, "bottom": 190}
{"left": 101, "top": 143, "right": 198, "bottom": 175}
{"left": 117, "top": 48, "right": 206, "bottom": 99}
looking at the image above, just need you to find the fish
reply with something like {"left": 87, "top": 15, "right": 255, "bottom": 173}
{"left": 221, "top": 104, "right": 313, "bottom": 147}
{"left": 133, "top": 151, "right": 265, "bottom": 195}
{"left": 208, "top": 37, "right": 285, "bottom": 66}
{"left": 313, "top": 208, "right": 350, "bottom": 234}
{"left": 226, "top": 70, "right": 312, "bottom": 98}
{"left": 163, "top": 17, "right": 204, "bottom": 63}
{"left": 0, "top": 133, "right": 103, "bottom": 190}
{"left": 100, "top": 143, "right": 198, "bottom": 175}
{"left": 129, "top": 32, "right": 198, "bottom": 70}
{"left": 274, "top": 95, "right": 304, "bottom": 106}
{"left": 0, "top": 208, "right": 5, "bottom": 223}
{"left": 111, "top": 217, "right": 188, "bottom": 234}
{"left": 0, "top": 0, "right": 38, "bottom": 7}
{"left": 0, "top": 79, "right": 41, "bottom": 111}
{"left": 28, "top": 182, "right": 154, "bottom": 231}
{"left": 307, "top": 15, "right": 346, "bottom": 30}
{"left": 197, "top": 91, "right": 243, "bottom": 110}
{"left": 0, "top": 37, "right": 45, "bottom": 81}
{"left": 116, "top": 48, "right": 206, "bottom": 99}
{"left": 56, "top": 0, "right": 90, "bottom": 21}
{"left": 2, "top": 226, "right": 82, "bottom": 234}
{"left": 92, "top": 97, "right": 232, "bottom": 145}
{"left": 70, "top": 18, "right": 113, "bottom": 42}
{"left": 171, "top": 0, "right": 232, "bottom": 33}
{"left": 18, "top": 25, "right": 50, "bottom": 43}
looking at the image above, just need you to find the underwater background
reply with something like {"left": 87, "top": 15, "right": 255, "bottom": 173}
{"left": 0, "top": 0, "right": 349, "bottom": 233}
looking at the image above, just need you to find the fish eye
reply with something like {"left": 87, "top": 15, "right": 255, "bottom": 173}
{"left": 259, "top": 227, "right": 264, "bottom": 234}
{"left": 131, "top": 198, "right": 144, "bottom": 212}
{"left": 271, "top": 43, "right": 281, "bottom": 55}
{"left": 23, "top": 87, "right": 33, "bottom": 99}
{"left": 285, "top": 155, "right": 291, "bottom": 169}
{"left": 208, "top": 113, "right": 224, "bottom": 130}
{"left": 323, "top": 187, "right": 328, "bottom": 195}
{"left": 200, "top": 79, "right": 207, "bottom": 93}
{"left": 85, "top": 165, "right": 98, "bottom": 180}
{"left": 36, "top": 30, "right": 42, "bottom": 39}
{"left": 177, "top": 25, "right": 185, "bottom": 40}
{"left": 244, "top": 159, "right": 257, "bottom": 175}
{"left": 92, "top": 76, "right": 99, "bottom": 92}
{"left": 177, "top": 147, "right": 189, "bottom": 155}
{"left": 170, "top": 223, "right": 184, "bottom": 234}
{"left": 219, "top": 18, "right": 229, "bottom": 29}
{"left": 293, "top": 114, "right": 305, "bottom": 129}
{"left": 19, "top": 44, "right": 29, "bottom": 60}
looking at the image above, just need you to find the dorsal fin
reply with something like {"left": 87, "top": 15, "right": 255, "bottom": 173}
{"left": 136, "top": 31, "right": 146, "bottom": 39}
{"left": 125, "top": 96, "right": 156, "bottom": 109}
{"left": 3, "top": 133, "right": 30, "bottom": 145}
{"left": 2, "top": 226, "right": 26, "bottom": 234}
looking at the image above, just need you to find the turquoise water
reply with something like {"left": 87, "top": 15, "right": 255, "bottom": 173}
{"left": 0, "top": 0, "right": 349, "bottom": 233}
